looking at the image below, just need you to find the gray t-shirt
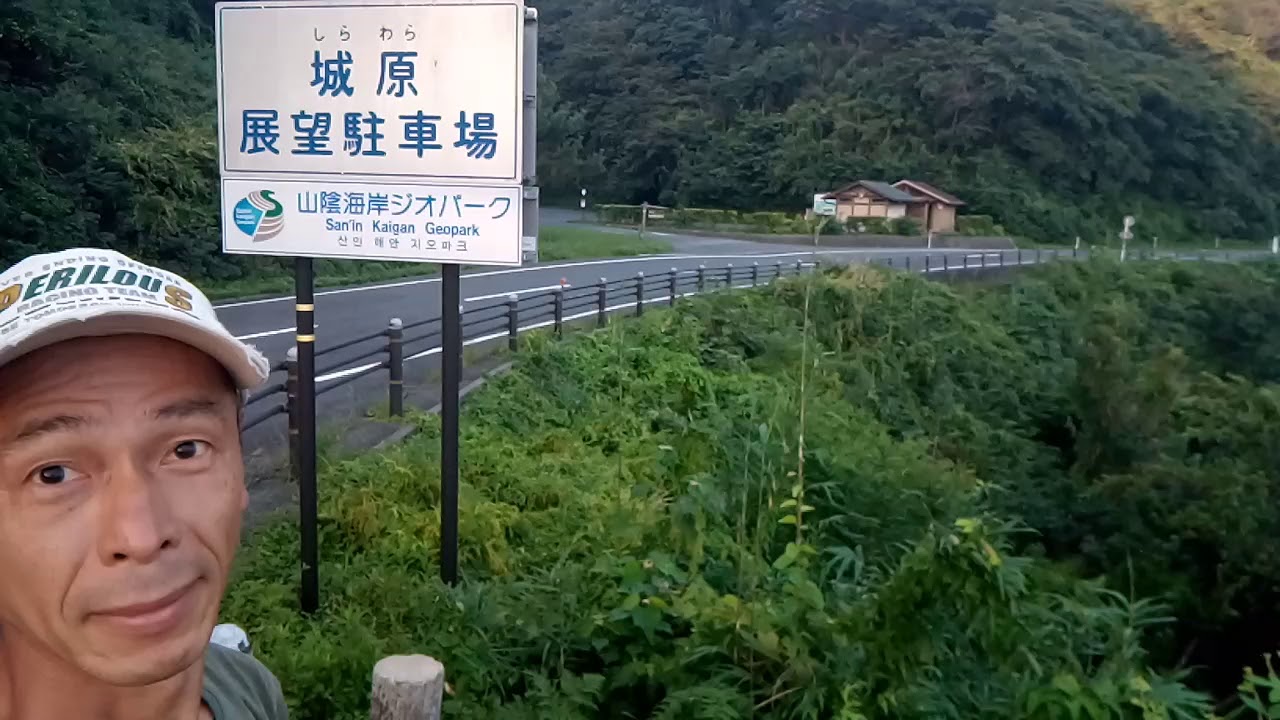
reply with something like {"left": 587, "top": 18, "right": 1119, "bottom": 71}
{"left": 201, "top": 643, "right": 289, "bottom": 719}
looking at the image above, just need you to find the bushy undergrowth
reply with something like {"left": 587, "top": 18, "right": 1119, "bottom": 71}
{"left": 223, "top": 258, "right": 1280, "bottom": 719}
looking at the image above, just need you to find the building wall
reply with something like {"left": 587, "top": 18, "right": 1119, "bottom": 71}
{"left": 932, "top": 204, "right": 957, "bottom": 233}
{"left": 838, "top": 200, "right": 907, "bottom": 221}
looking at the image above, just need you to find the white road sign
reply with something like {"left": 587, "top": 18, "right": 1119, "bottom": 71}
{"left": 215, "top": 0, "right": 528, "bottom": 266}
{"left": 221, "top": 178, "right": 522, "bottom": 265}
{"left": 812, "top": 194, "right": 837, "bottom": 216}
{"left": 216, "top": 0, "right": 524, "bottom": 183}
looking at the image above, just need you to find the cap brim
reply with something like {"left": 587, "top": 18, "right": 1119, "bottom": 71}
{"left": 0, "top": 306, "right": 271, "bottom": 390}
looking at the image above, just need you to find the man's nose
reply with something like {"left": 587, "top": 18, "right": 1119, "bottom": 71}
{"left": 96, "top": 457, "right": 180, "bottom": 565}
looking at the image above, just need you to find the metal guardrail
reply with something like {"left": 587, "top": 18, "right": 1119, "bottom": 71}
{"left": 238, "top": 257, "right": 819, "bottom": 430}
{"left": 239, "top": 246, "right": 1269, "bottom": 433}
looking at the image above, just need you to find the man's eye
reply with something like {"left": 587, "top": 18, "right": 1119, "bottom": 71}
{"left": 173, "top": 440, "right": 210, "bottom": 460}
{"left": 35, "top": 465, "right": 78, "bottom": 486}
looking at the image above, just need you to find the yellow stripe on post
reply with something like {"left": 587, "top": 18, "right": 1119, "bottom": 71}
{"left": 296, "top": 303, "right": 315, "bottom": 312}
{"left": 297, "top": 334, "right": 316, "bottom": 343}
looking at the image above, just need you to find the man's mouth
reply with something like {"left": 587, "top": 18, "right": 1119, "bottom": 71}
{"left": 93, "top": 580, "right": 201, "bottom": 635}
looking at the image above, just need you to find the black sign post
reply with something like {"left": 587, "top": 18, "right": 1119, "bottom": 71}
{"left": 440, "top": 264, "right": 462, "bottom": 586}
{"left": 295, "top": 257, "right": 319, "bottom": 614}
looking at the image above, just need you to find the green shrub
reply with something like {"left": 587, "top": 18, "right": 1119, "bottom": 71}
{"left": 890, "top": 217, "right": 923, "bottom": 235}
{"left": 597, "top": 204, "right": 644, "bottom": 225}
{"left": 741, "top": 211, "right": 795, "bottom": 233}
{"left": 957, "top": 214, "right": 1007, "bottom": 236}
{"left": 670, "top": 208, "right": 740, "bottom": 227}
{"left": 818, "top": 216, "right": 844, "bottom": 235}
{"left": 847, "top": 217, "right": 893, "bottom": 234}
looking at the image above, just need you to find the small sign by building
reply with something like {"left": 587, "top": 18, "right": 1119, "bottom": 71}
{"left": 812, "top": 194, "right": 837, "bottom": 216}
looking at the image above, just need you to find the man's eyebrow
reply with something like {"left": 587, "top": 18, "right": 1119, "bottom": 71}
{"left": 152, "top": 398, "right": 228, "bottom": 421}
{"left": 13, "top": 415, "right": 89, "bottom": 443}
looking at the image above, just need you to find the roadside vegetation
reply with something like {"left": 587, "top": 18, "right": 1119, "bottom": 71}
{"left": 224, "top": 257, "right": 1280, "bottom": 719}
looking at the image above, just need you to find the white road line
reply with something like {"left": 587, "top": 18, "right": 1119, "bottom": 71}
{"left": 235, "top": 323, "right": 317, "bottom": 341}
{"left": 213, "top": 249, "right": 992, "bottom": 311}
{"left": 465, "top": 283, "right": 568, "bottom": 304}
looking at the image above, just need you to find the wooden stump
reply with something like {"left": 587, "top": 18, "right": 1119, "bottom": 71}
{"left": 370, "top": 655, "right": 445, "bottom": 720}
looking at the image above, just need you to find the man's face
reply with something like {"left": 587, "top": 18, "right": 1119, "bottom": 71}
{"left": 0, "top": 334, "right": 247, "bottom": 686}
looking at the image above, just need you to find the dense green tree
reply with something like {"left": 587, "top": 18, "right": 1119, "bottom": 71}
{"left": 535, "top": 0, "right": 1279, "bottom": 242}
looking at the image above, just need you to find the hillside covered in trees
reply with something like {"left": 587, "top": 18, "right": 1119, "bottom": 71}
{"left": 0, "top": 0, "right": 1277, "bottom": 279}
{"left": 536, "top": 0, "right": 1280, "bottom": 243}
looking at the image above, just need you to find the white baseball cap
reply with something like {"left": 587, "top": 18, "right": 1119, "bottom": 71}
{"left": 0, "top": 248, "right": 270, "bottom": 389}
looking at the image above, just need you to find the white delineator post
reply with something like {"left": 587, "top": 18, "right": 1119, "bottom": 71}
{"left": 1272, "top": 236, "right": 1278, "bottom": 255}
{"left": 371, "top": 656, "right": 446, "bottom": 720}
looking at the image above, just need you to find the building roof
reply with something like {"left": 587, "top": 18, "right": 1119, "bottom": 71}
{"left": 893, "top": 179, "right": 966, "bottom": 206}
{"left": 825, "top": 180, "right": 921, "bottom": 204}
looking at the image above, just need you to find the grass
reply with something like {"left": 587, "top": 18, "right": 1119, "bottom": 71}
{"left": 535, "top": 225, "right": 673, "bottom": 260}
{"left": 204, "top": 260, "right": 439, "bottom": 301}
{"left": 202, "top": 227, "right": 675, "bottom": 302}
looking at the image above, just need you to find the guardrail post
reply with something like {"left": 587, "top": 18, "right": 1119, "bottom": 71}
{"left": 1036, "top": 248, "right": 1043, "bottom": 264}
{"left": 998, "top": 251, "right": 1004, "bottom": 267}
{"left": 635, "top": 272, "right": 645, "bottom": 317}
{"left": 924, "top": 254, "right": 931, "bottom": 274}
{"left": 507, "top": 294, "right": 519, "bottom": 350}
{"left": 980, "top": 253, "right": 987, "bottom": 269}
{"left": 752, "top": 261, "right": 760, "bottom": 286}
{"left": 553, "top": 288, "right": 564, "bottom": 338}
{"left": 596, "top": 278, "right": 607, "bottom": 327}
{"left": 285, "top": 348, "right": 299, "bottom": 483}
{"left": 726, "top": 263, "right": 734, "bottom": 288}
{"left": 963, "top": 254, "right": 970, "bottom": 270}
{"left": 905, "top": 255, "right": 911, "bottom": 271}
{"left": 370, "top": 655, "right": 444, "bottom": 720}
{"left": 669, "top": 268, "right": 678, "bottom": 306}
{"left": 697, "top": 264, "right": 706, "bottom": 294}
{"left": 795, "top": 259, "right": 804, "bottom": 276}
{"left": 775, "top": 260, "right": 783, "bottom": 280}
{"left": 1017, "top": 249, "right": 1023, "bottom": 265}
{"left": 388, "top": 319, "right": 404, "bottom": 417}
